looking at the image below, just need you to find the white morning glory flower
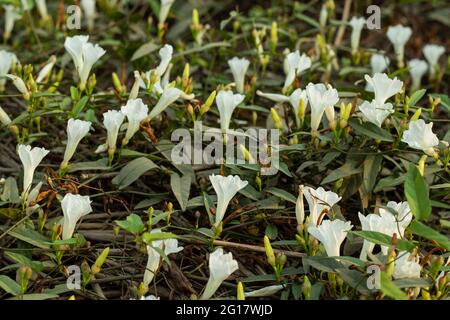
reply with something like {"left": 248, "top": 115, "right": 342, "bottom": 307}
{"left": 3, "top": 5, "right": 22, "bottom": 41}
{"left": 423, "top": 44, "right": 445, "bottom": 79}
{"left": 98, "top": 110, "right": 125, "bottom": 155}
{"left": 358, "top": 100, "right": 394, "bottom": 127}
{"left": 308, "top": 219, "right": 353, "bottom": 257}
{"left": 402, "top": 119, "right": 439, "bottom": 156}
{"left": 143, "top": 228, "right": 183, "bottom": 286}
{"left": 18, "top": 144, "right": 49, "bottom": 198}
{"left": 61, "top": 193, "right": 93, "bottom": 240}
{"left": 359, "top": 201, "right": 412, "bottom": 260}
{"left": 147, "top": 86, "right": 194, "bottom": 120}
{"left": 36, "top": 55, "right": 57, "bottom": 83}
{"left": 283, "top": 50, "right": 311, "bottom": 88}
{"left": 81, "top": 0, "right": 96, "bottom": 31}
{"left": 228, "top": 57, "right": 250, "bottom": 94}
{"left": 303, "top": 186, "right": 341, "bottom": 226}
{"left": 121, "top": 98, "right": 149, "bottom": 145}
{"left": 64, "top": 35, "right": 106, "bottom": 88}
{"left": 393, "top": 252, "right": 422, "bottom": 280}
{"left": 386, "top": 24, "right": 412, "bottom": 68}
{"left": 61, "top": 119, "right": 92, "bottom": 169}
{"left": 215, "top": 90, "right": 245, "bottom": 132}
{"left": 209, "top": 174, "right": 248, "bottom": 228}
{"left": 200, "top": 248, "right": 239, "bottom": 300}
{"left": 408, "top": 59, "right": 428, "bottom": 92}
{"left": 257, "top": 88, "right": 308, "bottom": 128}
{"left": 349, "top": 17, "right": 366, "bottom": 53}
{"left": 364, "top": 73, "right": 403, "bottom": 106}
{"left": 371, "top": 54, "right": 390, "bottom": 74}
{"left": 141, "top": 44, "right": 174, "bottom": 94}
{"left": 305, "top": 83, "right": 339, "bottom": 133}
{"left": 0, "top": 50, "right": 17, "bottom": 91}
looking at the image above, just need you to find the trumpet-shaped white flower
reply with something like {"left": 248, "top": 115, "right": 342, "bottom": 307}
{"left": 36, "top": 55, "right": 57, "bottom": 83}
{"left": 158, "top": 0, "right": 175, "bottom": 25}
{"left": 209, "top": 174, "right": 248, "bottom": 227}
{"left": 283, "top": 51, "right": 311, "bottom": 88}
{"left": 81, "top": 0, "right": 96, "bottom": 31}
{"left": 129, "top": 71, "right": 141, "bottom": 100}
{"left": 349, "top": 17, "right": 366, "bottom": 53}
{"left": 370, "top": 54, "right": 390, "bottom": 74}
{"left": 3, "top": 5, "right": 22, "bottom": 41}
{"left": 61, "top": 193, "right": 93, "bottom": 240}
{"left": 423, "top": 44, "right": 445, "bottom": 79}
{"left": 215, "top": 90, "right": 245, "bottom": 132}
{"left": 358, "top": 211, "right": 395, "bottom": 260}
{"left": 36, "top": 0, "right": 49, "bottom": 20}
{"left": 143, "top": 229, "right": 183, "bottom": 286}
{"left": 18, "top": 144, "right": 49, "bottom": 197}
{"left": 0, "top": 50, "right": 17, "bottom": 91}
{"left": 0, "top": 106, "right": 12, "bottom": 126}
{"left": 387, "top": 24, "right": 412, "bottom": 67}
{"left": 359, "top": 201, "right": 412, "bottom": 260}
{"left": 98, "top": 110, "right": 125, "bottom": 155}
{"left": 303, "top": 186, "right": 341, "bottom": 226}
{"left": 408, "top": 59, "right": 428, "bottom": 92}
{"left": 393, "top": 252, "right": 421, "bottom": 279}
{"left": 305, "top": 83, "right": 339, "bottom": 132}
{"left": 141, "top": 45, "right": 174, "bottom": 94}
{"left": 380, "top": 201, "right": 413, "bottom": 235}
{"left": 147, "top": 86, "right": 193, "bottom": 120}
{"left": 62, "top": 119, "right": 92, "bottom": 168}
{"left": 358, "top": 100, "right": 394, "bottom": 127}
{"left": 308, "top": 219, "right": 353, "bottom": 257}
{"left": 121, "top": 98, "right": 148, "bottom": 145}
{"left": 201, "top": 248, "right": 239, "bottom": 300}
{"left": 364, "top": 73, "right": 403, "bottom": 106}
{"left": 155, "top": 44, "right": 173, "bottom": 78}
{"left": 6, "top": 75, "right": 30, "bottom": 99}
{"left": 228, "top": 57, "right": 250, "bottom": 94}
{"left": 64, "top": 35, "right": 106, "bottom": 87}
{"left": 257, "top": 89, "right": 308, "bottom": 128}
{"left": 402, "top": 119, "right": 439, "bottom": 156}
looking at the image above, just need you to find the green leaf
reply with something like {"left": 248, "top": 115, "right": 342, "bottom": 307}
{"left": 404, "top": 164, "right": 431, "bottom": 221}
{"left": 115, "top": 214, "right": 145, "bottom": 235}
{"left": 0, "top": 275, "right": 21, "bottom": 296}
{"left": 71, "top": 96, "right": 90, "bottom": 117}
{"left": 348, "top": 118, "right": 394, "bottom": 142}
{"left": 265, "top": 187, "right": 296, "bottom": 204}
{"left": 4, "top": 251, "right": 43, "bottom": 273}
{"left": 380, "top": 272, "right": 408, "bottom": 300}
{"left": 265, "top": 224, "right": 278, "bottom": 240}
{"left": 408, "top": 89, "right": 426, "bottom": 106}
{"left": 408, "top": 220, "right": 450, "bottom": 251}
{"left": 350, "top": 231, "right": 416, "bottom": 252}
{"left": 131, "top": 42, "right": 159, "bottom": 61}
{"left": 363, "top": 155, "right": 382, "bottom": 192}
{"left": 321, "top": 162, "right": 362, "bottom": 185}
{"left": 0, "top": 225, "right": 50, "bottom": 249}
{"left": 170, "top": 173, "right": 191, "bottom": 212}
{"left": 112, "top": 157, "right": 158, "bottom": 189}
{"left": 142, "top": 231, "right": 178, "bottom": 243}
{"left": 68, "top": 158, "right": 109, "bottom": 172}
